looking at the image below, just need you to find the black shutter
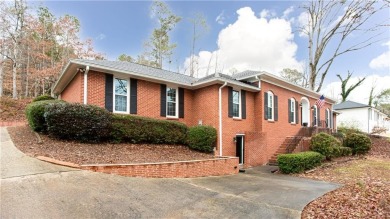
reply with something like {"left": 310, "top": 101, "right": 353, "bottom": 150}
{"left": 160, "top": 84, "right": 166, "bottom": 117}
{"left": 274, "top": 95, "right": 278, "bottom": 121}
{"left": 295, "top": 100, "right": 299, "bottom": 124}
{"left": 312, "top": 107, "right": 316, "bottom": 126}
{"left": 264, "top": 92, "right": 268, "bottom": 120}
{"left": 228, "top": 86, "right": 233, "bottom": 118}
{"left": 105, "top": 74, "right": 113, "bottom": 112}
{"left": 241, "top": 90, "right": 246, "bottom": 119}
{"left": 325, "top": 109, "right": 328, "bottom": 127}
{"left": 179, "top": 88, "right": 184, "bottom": 118}
{"left": 288, "top": 99, "right": 291, "bottom": 123}
{"left": 130, "top": 78, "right": 137, "bottom": 114}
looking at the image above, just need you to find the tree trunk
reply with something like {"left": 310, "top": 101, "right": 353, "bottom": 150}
{"left": 0, "top": 59, "right": 3, "bottom": 97}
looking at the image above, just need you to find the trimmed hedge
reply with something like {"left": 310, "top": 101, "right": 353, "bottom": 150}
{"left": 344, "top": 133, "right": 371, "bottom": 155}
{"left": 310, "top": 132, "right": 341, "bottom": 160}
{"left": 187, "top": 126, "right": 217, "bottom": 153}
{"left": 32, "top": 94, "right": 55, "bottom": 102}
{"left": 25, "top": 99, "right": 63, "bottom": 132}
{"left": 111, "top": 114, "right": 188, "bottom": 145}
{"left": 339, "top": 146, "right": 352, "bottom": 156}
{"left": 45, "top": 103, "right": 112, "bottom": 142}
{"left": 277, "top": 151, "right": 324, "bottom": 174}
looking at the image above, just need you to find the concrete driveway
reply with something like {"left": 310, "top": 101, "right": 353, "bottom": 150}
{"left": 1, "top": 127, "right": 339, "bottom": 218}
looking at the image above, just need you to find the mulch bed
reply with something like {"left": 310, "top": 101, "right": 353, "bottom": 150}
{"left": 7, "top": 125, "right": 214, "bottom": 165}
{"left": 0, "top": 97, "right": 31, "bottom": 122}
{"left": 300, "top": 135, "right": 390, "bottom": 218}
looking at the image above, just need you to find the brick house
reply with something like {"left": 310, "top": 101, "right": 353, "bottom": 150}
{"left": 53, "top": 59, "right": 337, "bottom": 168}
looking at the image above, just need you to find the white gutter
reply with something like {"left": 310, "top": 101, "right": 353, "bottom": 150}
{"left": 83, "top": 66, "right": 89, "bottom": 104}
{"left": 218, "top": 82, "right": 228, "bottom": 157}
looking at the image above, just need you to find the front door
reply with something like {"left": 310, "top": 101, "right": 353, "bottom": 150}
{"left": 235, "top": 135, "right": 244, "bottom": 164}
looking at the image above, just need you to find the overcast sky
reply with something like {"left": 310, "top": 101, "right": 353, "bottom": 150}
{"left": 39, "top": 0, "right": 389, "bottom": 104}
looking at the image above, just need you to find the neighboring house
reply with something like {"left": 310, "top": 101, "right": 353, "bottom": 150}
{"left": 53, "top": 59, "right": 337, "bottom": 167}
{"left": 334, "top": 100, "right": 390, "bottom": 134}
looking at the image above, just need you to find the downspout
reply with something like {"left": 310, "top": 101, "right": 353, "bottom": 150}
{"left": 368, "top": 107, "right": 371, "bottom": 133}
{"left": 255, "top": 75, "right": 260, "bottom": 88}
{"left": 83, "top": 66, "right": 89, "bottom": 105}
{"left": 219, "top": 82, "right": 228, "bottom": 157}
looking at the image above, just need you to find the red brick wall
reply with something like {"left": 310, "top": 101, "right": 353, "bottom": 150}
{"left": 259, "top": 81, "right": 333, "bottom": 163}
{"left": 80, "top": 157, "right": 239, "bottom": 178}
{"left": 87, "top": 70, "right": 105, "bottom": 107}
{"left": 61, "top": 71, "right": 83, "bottom": 103}
{"left": 191, "top": 85, "right": 219, "bottom": 128}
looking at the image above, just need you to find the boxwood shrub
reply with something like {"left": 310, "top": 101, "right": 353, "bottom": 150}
{"left": 310, "top": 132, "right": 341, "bottom": 160}
{"left": 25, "top": 99, "right": 63, "bottom": 132}
{"left": 45, "top": 103, "right": 112, "bottom": 142}
{"left": 339, "top": 146, "right": 352, "bottom": 156}
{"left": 344, "top": 133, "right": 371, "bottom": 155}
{"left": 32, "top": 94, "right": 55, "bottom": 102}
{"left": 187, "top": 125, "right": 217, "bottom": 153}
{"left": 277, "top": 151, "right": 325, "bottom": 174}
{"left": 111, "top": 114, "right": 188, "bottom": 145}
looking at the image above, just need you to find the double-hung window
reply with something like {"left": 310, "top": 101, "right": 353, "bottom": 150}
{"left": 232, "top": 90, "right": 240, "bottom": 118}
{"left": 114, "top": 78, "right": 129, "bottom": 113}
{"left": 167, "top": 87, "right": 178, "bottom": 117}
{"left": 290, "top": 98, "right": 296, "bottom": 123}
{"left": 313, "top": 105, "right": 318, "bottom": 126}
{"left": 326, "top": 108, "right": 330, "bottom": 128}
{"left": 267, "top": 91, "right": 274, "bottom": 120}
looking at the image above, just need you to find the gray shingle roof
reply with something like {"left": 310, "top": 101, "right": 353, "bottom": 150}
{"left": 232, "top": 70, "right": 263, "bottom": 79}
{"left": 70, "top": 59, "right": 256, "bottom": 89}
{"left": 333, "top": 101, "right": 370, "bottom": 110}
{"left": 72, "top": 59, "right": 196, "bottom": 85}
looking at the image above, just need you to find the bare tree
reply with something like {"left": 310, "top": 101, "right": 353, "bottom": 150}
{"left": 0, "top": 0, "right": 27, "bottom": 99}
{"left": 280, "top": 68, "right": 308, "bottom": 87}
{"left": 188, "top": 12, "right": 209, "bottom": 77}
{"left": 300, "top": 0, "right": 388, "bottom": 92}
{"left": 337, "top": 71, "right": 365, "bottom": 102}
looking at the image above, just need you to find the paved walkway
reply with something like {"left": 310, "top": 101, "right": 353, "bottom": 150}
{"left": 1, "top": 127, "right": 340, "bottom": 218}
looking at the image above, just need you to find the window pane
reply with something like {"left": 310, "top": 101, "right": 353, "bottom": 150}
{"left": 267, "top": 106, "right": 272, "bottom": 119}
{"left": 233, "top": 103, "right": 239, "bottom": 117}
{"left": 115, "top": 95, "right": 127, "bottom": 112}
{"left": 167, "top": 102, "right": 176, "bottom": 116}
{"left": 115, "top": 78, "right": 127, "bottom": 95}
{"left": 167, "top": 88, "right": 176, "bottom": 102}
{"left": 232, "top": 90, "right": 239, "bottom": 104}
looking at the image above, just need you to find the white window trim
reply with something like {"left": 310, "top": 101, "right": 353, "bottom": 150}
{"left": 166, "top": 86, "right": 179, "bottom": 118}
{"left": 113, "top": 77, "right": 130, "bottom": 114}
{"left": 313, "top": 105, "right": 318, "bottom": 126}
{"left": 267, "top": 91, "right": 274, "bottom": 121}
{"left": 326, "top": 108, "right": 330, "bottom": 128}
{"left": 290, "top": 98, "right": 296, "bottom": 124}
{"left": 232, "top": 89, "right": 241, "bottom": 119}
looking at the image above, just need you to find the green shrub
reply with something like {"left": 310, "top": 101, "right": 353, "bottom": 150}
{"left": 310, "top": 132, "right": 341, "bottom": 160}
{"left": 111, "top": 114, "right": 188, "bottom": 145}
{"left": 344, "top": 133, "right": 371, "bottom": 155}
{"left": 187, "top": 126, "right": 217, "bottom": 153}
{"left": 339, "top": 146, "right": 352, "bottom": 156}
{"left": 277, "top": 152, "right": 325, "bottom": 174}
{"left": 25, "top": 100, "right": 63, "bottom": 132}
{"left": 45, "top": 103, "right": 112, "bottom": 142}
{"left": 32, "top": 95, "right": 55, "bottom": 102}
